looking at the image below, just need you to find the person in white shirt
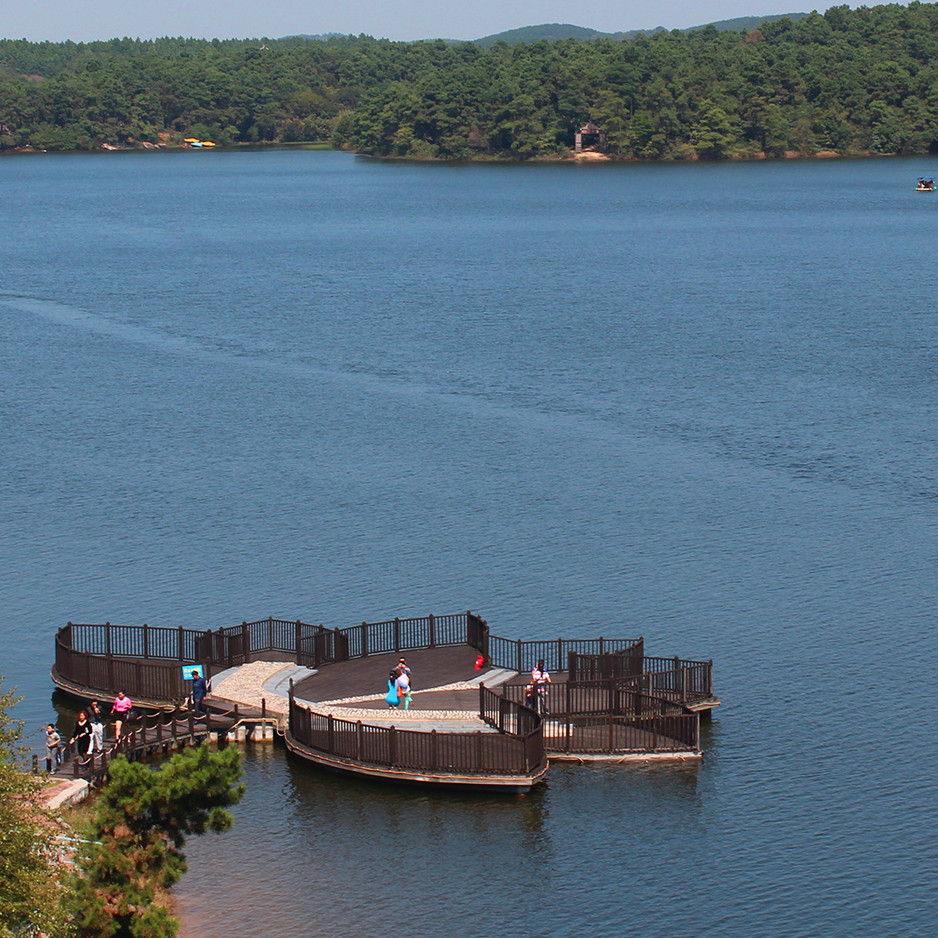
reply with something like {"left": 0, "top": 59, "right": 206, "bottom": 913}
{"left": 395, "top": 668, "right": 412, "bottom": 711}
{"left": 531, "top": 660, "right": 551, "bottom": 713}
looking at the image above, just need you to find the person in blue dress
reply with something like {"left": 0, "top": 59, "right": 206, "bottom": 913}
{"left": 385, "top": 670, "right": 400, "bottom": 708}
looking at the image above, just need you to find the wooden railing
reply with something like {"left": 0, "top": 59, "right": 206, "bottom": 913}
{"left": 288, "top": 685, "right": 546, "bottom": 778}
{"left": 55, "top": 612, "right": 489, "bottom": 699}
{"left": 337, "top": 612, "right": 476, "bottom": 659}
{"left": 568, "top": 652, "right": 714, "bottom": 704}
{"left": 500, "top": 676, "right": 700, "bottom": 752}
{"left": 45, "top": 705, "right": 228, "bottom": 783}
{"left": 55, "top": 625, "right": 191, "bottom": 700}
{"left": 486, "top": 635, "right": 643, "bottom": 675}
{"left": 640, "top": 656, "right": 714, "bottom": 701}
{"left": 499, "top": 681, "right": 701, "bottom": 753}
{"left": 57, "top": 616, "right": 648, "bottom": 689}
{"left": 548, "top": 712, "right": 700, "bottom": 754}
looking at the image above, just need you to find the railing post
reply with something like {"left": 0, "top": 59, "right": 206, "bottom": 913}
{"left": 105, "top": 622, "right": 112, "bottom": 658}
{"left": 328, "top": 714, "right": 335, "bottom": 752}
{"left": 361, "top": 623, "right": 368, "bottom": 658}
{"left": 394, "top": 617, "right": 401, "bottom": 652}
{"left": 429, "top": 729, "right": 437, "bottom": 771}
{"left": 680, "top": 667, "right": 687, "bottom": 704}
{"left": 143, "top": 623, "right": 150, "bottom": 659}
{"left": 356, "top": 721, "right": 363, "bottom": 761}
{"left": 242, "top": 622, "right": 250, "bottom": 664}
{"left": 268, "top": 616, "right": 274, "bottom": 653}
{"left": 517, "top": 640, "right": 522, "bottom": 676}
{"left": 475, "top": 731, "right": 483, "bottom": 772}
{"left": 295, "top": 621, "right": 302, "bottom": 664}
{"left": 558, "top": 638, "right": 563, "bottom": 673}
{"left": 178, "top": 626, "right": 184, "bottom": 661}
{"left": 388, "top": 725, "right": 397, "bottom": 766}
{"left": 708, "top": 659, "right": 714, "bottom": 697}
{"left": 428, "top": 614, "right": 435, "bottom": 648}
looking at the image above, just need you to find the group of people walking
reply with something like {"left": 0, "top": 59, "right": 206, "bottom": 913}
{"left": 385, "top": 657, "right": 413, "bottom": 710}
{"left": 43, "top": 691, "right": 136, "bottom": 771}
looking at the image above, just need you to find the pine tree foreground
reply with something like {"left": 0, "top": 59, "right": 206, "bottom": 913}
{"left": 68, "top": 744, "right": 245, "bottom": 938}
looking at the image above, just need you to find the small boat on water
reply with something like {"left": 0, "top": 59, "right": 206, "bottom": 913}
{"left": 916, "top": 177, "right": 935, "bottom": 192}
{"left": 183, "top": 137, "right": 216, "bottom": 149}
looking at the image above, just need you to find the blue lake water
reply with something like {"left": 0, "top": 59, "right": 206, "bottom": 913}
{"left": 0, "top": 150, "right": 935, "bottom": 937}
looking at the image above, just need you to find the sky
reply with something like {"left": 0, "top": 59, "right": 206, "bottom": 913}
{"left": 1, "top": 0, "right": 820, "bottom": 44}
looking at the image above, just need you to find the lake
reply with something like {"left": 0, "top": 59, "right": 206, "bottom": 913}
{"left": 0, "top": 149, "right": 935, "bottom": 937}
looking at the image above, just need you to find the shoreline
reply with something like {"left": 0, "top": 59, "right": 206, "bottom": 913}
{"left": 0, "top": 142, "right": 925, "bottom": 164}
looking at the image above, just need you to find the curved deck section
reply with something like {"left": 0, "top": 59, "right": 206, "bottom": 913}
{"left": 285, "top": 685, "right": 546, "bottom": 792}
{"left": 50, "top": 612, "right": 719, "bottom": 789}
{"left": 283, "top": 735, "right": 546, "bottom": 792}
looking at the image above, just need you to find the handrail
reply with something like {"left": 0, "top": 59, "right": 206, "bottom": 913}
{"left": 55, "top": 615, "right": 646, "bottom": 699}
{"left": 57, "top": 615, "right": 644, "bottom": 676}
{"left": 287, "top": 684, "right": 546, "bottom": 778}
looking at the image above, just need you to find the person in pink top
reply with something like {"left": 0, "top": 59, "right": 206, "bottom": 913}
{"left": 111, "top": 690, "right": 133, "bottom": 740}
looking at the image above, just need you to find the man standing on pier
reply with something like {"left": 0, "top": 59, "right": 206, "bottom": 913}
{"left": 191, "top": 670, "right": 208, "bottom": 718}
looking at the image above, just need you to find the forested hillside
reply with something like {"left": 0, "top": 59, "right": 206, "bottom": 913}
{"left": 1, "top": 3, "right": 935, "bottom": 159}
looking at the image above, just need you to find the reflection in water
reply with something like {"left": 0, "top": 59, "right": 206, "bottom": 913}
{"left": 175, "top": 745, "right": 706, "bottom": 938}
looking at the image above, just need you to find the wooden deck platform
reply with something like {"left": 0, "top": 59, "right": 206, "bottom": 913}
{"left": 50, "top": 615, "right": 714, "bottom": 791}
{"left": 292, "top": 645, "right": 493, "bottom": 704}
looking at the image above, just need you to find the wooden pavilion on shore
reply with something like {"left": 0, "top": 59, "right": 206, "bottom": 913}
{"left": 50, "top": 612, "right": 719, "bottom": 792}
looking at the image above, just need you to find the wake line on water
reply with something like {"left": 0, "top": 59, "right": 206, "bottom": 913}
{"left": 3, "top": 293, "right": 806, "bottom": 485}
{"left": 2, "top": 291, "right": 590, "bottom": 432}
{"left": 3, "top": 294, "right": 201, "bottom": 357}
{"left": 0, "top": 292, "right": 590, "bottom": 426}
{"left": 0, "top": 292, "right": 424, "bottom": 396}
{"left": 2, "top": 292, "right": 675, "bottom": 458}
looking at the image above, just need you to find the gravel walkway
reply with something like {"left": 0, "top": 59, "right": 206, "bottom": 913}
{"left": 209, "top": 664, "right": 490, "bottom": 724}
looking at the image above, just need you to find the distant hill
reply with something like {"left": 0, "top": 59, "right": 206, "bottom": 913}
{"left": 285, "top": 33, "right": 350, "bottom": 41}
{"left": 472, "top": 24, "right": 606, "bottom": 46}
{"left": 473, "top": 13, "right": 808, "bottom": 47}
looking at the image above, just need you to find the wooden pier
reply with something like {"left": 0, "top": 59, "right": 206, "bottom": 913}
{"left": 49, "top": 612, "right": 719, "bottom": 791}
{"left": 42, "top": 703, "right": 276, "bottom": 785}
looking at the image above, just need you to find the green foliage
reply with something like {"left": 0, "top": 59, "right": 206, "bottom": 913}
{"left": 0, "top": 4, "right": 936, "bottom": 159}
{"left": 0, "top": 676, "right": 70, "bottom": 938}
{"left": 68, "top": 744, "right": 244, "bottom": 938}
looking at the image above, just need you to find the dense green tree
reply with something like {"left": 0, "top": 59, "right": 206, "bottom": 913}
{"left": 0, "top": 676, "right": 70, "bottom": 938}
{"left": 67, "top": 743, "right": 243, "bottom": 938}
{"left": 1, "top": 3, "right": 936, "bottom": 158}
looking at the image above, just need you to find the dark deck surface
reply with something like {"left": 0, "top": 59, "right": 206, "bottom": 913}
{"left": 293, "top": 644, "right": 499, "bottom": 708}
{"left": 291, "top": 643, "right": 574, "bottom": 710}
